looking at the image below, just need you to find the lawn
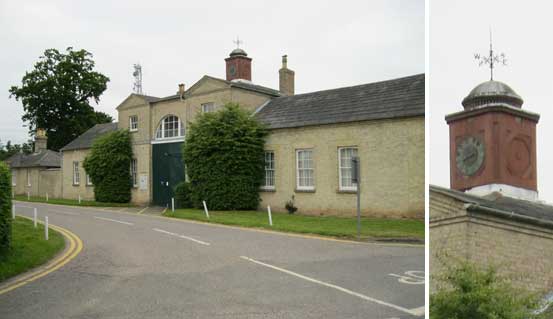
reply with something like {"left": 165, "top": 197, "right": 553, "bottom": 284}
{"left": 0, "top": 217, "right": 65, "bottom": 282}
{"left": 164, "top": 209, "right": 424, "bottom": 241}
{"left": 14, "top": 195, "right": 133, "bottom": 208}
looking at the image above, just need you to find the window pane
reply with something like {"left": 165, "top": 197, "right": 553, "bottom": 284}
{"left": 339, "top": 147, "right": 358, "bottom": 189}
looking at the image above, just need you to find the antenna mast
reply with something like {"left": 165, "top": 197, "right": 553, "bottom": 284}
{"left": 133, "top": 63, "right": 143, "bottom": 94}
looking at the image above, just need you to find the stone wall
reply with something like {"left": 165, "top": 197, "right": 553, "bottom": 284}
{"left": 430, "top": 188, "right": 553, "bottom": 294}
{"left": 260, "top": 116, "right": 425, "bottom": 218}
{"left": 61, "top": 149, "right": 95, "bottom": 201}
{"left": 10, "top": 167, "right": 61, "bottom": 199}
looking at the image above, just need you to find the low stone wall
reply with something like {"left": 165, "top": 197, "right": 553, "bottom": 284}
{"left": 11, "top": 167, "right": 61, "bottom": 199}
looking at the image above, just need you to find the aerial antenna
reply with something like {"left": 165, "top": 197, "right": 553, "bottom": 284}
{"left": 473, "top": 28, "right": 507, "bottom": 80}
{"left": 133, "top": 63, "right": 143, "bottom": 94}
{"left": 233, "top": 36, "right": 243, "bottom": 49}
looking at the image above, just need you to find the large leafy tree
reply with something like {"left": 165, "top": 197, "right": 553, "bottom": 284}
{"left": 9, "top": 47, "right": 113, "bottom": 151}
{"left": 183, "top": 103, "right": 268, "bottom": 210}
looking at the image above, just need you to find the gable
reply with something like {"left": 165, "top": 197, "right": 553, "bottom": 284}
{"left": 187, "top": 76, "right": 230, "bottom": 96}
{"left": 116, "top": 94, "right": 153, "bottom": 110}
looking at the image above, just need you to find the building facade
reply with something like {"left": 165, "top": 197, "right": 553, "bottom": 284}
{"left": 15, "top": 48, "right": 425, "bottom": 218}
{"left": 430, "top": 77, "right": 553, "bottom": 295}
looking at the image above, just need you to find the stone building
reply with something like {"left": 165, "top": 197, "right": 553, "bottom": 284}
{"left": 7, "top": 129, "right": 62, "bottom": 198}
{"left": 430, "top": 78, "right": 553, "bottom": 294}
{"left": 27, "top": 47, "right": 425, "bottom": 217}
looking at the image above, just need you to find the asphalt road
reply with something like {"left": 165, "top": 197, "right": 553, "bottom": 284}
{"left": 0, "top": 202, "right": 424, "bottom": 319}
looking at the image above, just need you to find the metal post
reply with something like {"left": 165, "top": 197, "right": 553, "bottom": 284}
{"left": 352, "top": 156, "right": 361, "bottom": 240}
{"left": 268, "top": 206, "right": 273, "bottom": 226}
{"left": 33, "top": 208, "right": 37, "bottom": 228}
{"left": 12, "top": 204, "right": 15, "bottom": 219}
{"left": 44, "top": 216, "right": 49, "bottom": 240}
{"left": 171, "top": 197, "right": 175, "bottom": 212}
{"left": 202, "top": 201, "right": 210, "bottom": 219}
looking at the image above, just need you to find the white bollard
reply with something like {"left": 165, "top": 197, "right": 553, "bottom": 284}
{"left": 171, "top": 197, "right": 175, "bottom": 212}
{"left": 12, "top": 204, "right": 15, "bottom": 220}
{"left": 33, "top": 208, "right": 37, "bottom": 228}
{"left": 78, "top": 194, "right": 81, "bottom": 204}
{"left": 202, "top": 201, "right": 210, "bottom": 219}
{"left": 46, "top": 193, "right": 49, "bottom": 202}
{"left": 27, "top": 191, "right": 30, "bottom": 200}
{"left": 267, "top": 205, "right": 273, "bottom": 226}
{"left": 44, "top": 216, "right": 49, "bottom": 240}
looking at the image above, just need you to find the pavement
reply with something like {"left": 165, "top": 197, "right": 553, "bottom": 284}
{"left": 0, "top": 201, "right": 425, "bottom": 319}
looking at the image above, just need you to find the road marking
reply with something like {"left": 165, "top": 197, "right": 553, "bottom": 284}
{"left": 137, "top": 206, "right": 149, "bottom": 214}
{"left": 0, "top": 216, "right": 83, "bottom": 295}
{"left": 388, "top": 271, "right": 425, "bottom": 285}
{"left": 93, "top": 216, "right": 134, "bottom": 225}
{"left": 152, "top": 228, "right": 210, "bottom": 246}
{"left": 240, "top": 256, "right": 424, "bottom": 317}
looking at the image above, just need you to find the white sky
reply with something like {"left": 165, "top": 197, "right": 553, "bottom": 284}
{"left": 0, "top": 0, "right": 424, "bottom": 145}
{"left": 430, "top": 0, "right": 553, "bottom": 202}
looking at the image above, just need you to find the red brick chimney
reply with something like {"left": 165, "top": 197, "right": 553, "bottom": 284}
{"left": 225, "top": 48, "right": 252, "bottom": 81}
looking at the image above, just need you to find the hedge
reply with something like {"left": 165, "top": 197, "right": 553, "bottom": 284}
{"left": 0, "top": 162, "right": 12, "bottom": 256}
{"left": 183, "top": 103, "right": 268, "bottom": 210}
{"left": 83, "top": 130, "right": 133, "bottom": 203}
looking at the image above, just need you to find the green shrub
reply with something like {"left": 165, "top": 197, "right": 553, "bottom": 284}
{"left": 285, "top": 195, "right": 298, "bottom": 214}
{"left": 183, "top": 103, "right": 268, "bottom": 210}
{"left": 174, "top": 181, "right": 193, "bottom": 208}
{"left": 431, "top": 260, "right": 540, "bottom": 319}
{"left": 83, "top": 130, "right": 133, "bottom": 203}
{"left": 0, "top": 162, "right": 12, "bottom": 256}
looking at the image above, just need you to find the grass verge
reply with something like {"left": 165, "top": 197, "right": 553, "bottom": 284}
{"left": 164, "top": 209, "right": 424, "bottom": 241}
{"left": 14, "top": 195, "right": 133, "bottom": 207}
{"left": 0, "top": 217, "right": 65, "bottom": 282}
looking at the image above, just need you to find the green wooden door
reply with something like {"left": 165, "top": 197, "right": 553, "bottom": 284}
{"left": 152, "top": 142, "right": 185, "bottom": 207}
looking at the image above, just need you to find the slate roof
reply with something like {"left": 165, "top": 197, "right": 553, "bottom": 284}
{"left": 6, "top": 150, "right": 61, "bottom": 168}
{"left": 60, "top": 122, "right": 118, "bottom": 151}
{"left": 255, "top": 74, "right": 425, "bottom": 129}
{"left": 431, "top": 184, "right": 553, "bottom": 224}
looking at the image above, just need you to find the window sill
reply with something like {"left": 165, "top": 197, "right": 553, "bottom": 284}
{"left": 295, "top": 188, "right": 316, "bottom": 193}
{"left": 260, "top": 187, "right": 276, "bottom": 192}
{"left": 337, "top": 189, "right": 357, "bottom": 194}
{"left": 129, "top": 129, "right": 138, "bottom": 133}
{"left": 72, "top": 184, "right": 80, "bottom": 187}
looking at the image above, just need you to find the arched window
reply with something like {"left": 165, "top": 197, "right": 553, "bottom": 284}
{"left": 155, "top": 115, "right": 185, "bottom": 139}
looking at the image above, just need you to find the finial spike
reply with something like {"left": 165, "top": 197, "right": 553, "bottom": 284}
{"left": 473, "top": 29, "right": 507, "bottom": 81}
{"left": 233, "top": 36, "right": 243, "bottom": 49}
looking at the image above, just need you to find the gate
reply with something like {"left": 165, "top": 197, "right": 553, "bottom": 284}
{"left": 152, "top": 142, "right": 185, "bottom": 207}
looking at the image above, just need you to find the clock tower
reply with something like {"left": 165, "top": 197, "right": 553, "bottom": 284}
{"left": 446, "top": 80, "right": 540, "bottom": 200}
{"left": 225, "top": 47, "right": 252, "bottom": 82}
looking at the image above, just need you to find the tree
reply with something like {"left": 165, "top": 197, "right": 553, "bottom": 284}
{"left": 9, "top": 47, "right": 113, "bottom": 151}
{"left": 183, "top": 103, "right": 268, "bottom": 210}
{"left": 430, "top": 260, "right": 541, "bottom": 319}
{"left": 83, "top": 130, "right": 133, "bottom": 203}
{"left": 0, "top": 140, "right": 33, "bottom": 162}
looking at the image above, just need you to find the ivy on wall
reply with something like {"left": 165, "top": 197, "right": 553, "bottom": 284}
{"left": 84, "top": 130, "right": 133, "bottom": 203}
{"left": 183, "top": 103, "right": 268, "bottom": 210}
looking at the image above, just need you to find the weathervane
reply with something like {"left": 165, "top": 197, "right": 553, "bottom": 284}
{"left": 474, "top": 29, "right": 507, "bottom": 81}
{"left": 233, "top": 36, "right": 243, "bottom": 48}
{"left": 132, "top": 63, "right": 143, "bottom": 95}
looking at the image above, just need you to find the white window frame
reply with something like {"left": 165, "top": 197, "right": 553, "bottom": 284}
{"left": 129, "top": 115, "right": 138, "bottom": 132}
{"left": 338, "top": 147, "right": 359, "bottom": 191}
{"left": 202, "top": 102, "right": 215, "bottom": 113}
{"left": 86, "top": 174, "right": 93, "bottom": 186}
{"left": 296, "top": 149, "right": 315, "bottom": 191}
{"left": 26, "top": 169, "right": 31, "bottom": 187}
{"left": 262, "top": 151, "right": 275, "bottom": 190}
{"left": 131, "top": 158, "right": 138, "bottom": 188}
{"left": 155, "top": 115, "right": 185, "bottom": 140}
{"left": 11, "top": 170, "right": 16, "bottom": 186}
{"left": 73, "top": 161, "right": 80, "bottom": 185}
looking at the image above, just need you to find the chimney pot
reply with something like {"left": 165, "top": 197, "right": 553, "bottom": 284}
{"left": 178, "top": 83, "right": 185, "bottom": 97}
{"left": 279, "top": 54, "right": 295, "bottom": 96}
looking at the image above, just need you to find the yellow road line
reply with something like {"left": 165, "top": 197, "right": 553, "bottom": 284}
{"left": 0, "top": 216, "right": 83, "bottom": 295}
{"left": 13, "top": 200, "right": 423, "bottom": 248}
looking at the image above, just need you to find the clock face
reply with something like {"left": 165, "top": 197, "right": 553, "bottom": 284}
{"left": 456, "top": 136, "right": 485, "bottom": 176}
{"left": 229, "top": 65, "right": 237, "bottom": 76}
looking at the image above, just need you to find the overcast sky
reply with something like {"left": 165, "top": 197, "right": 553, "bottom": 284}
{"left": 430, "top": 1, "right": 553, "bottom": 202}
{"left": 0, "top": 0, "right": 424, "bottom": 146}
